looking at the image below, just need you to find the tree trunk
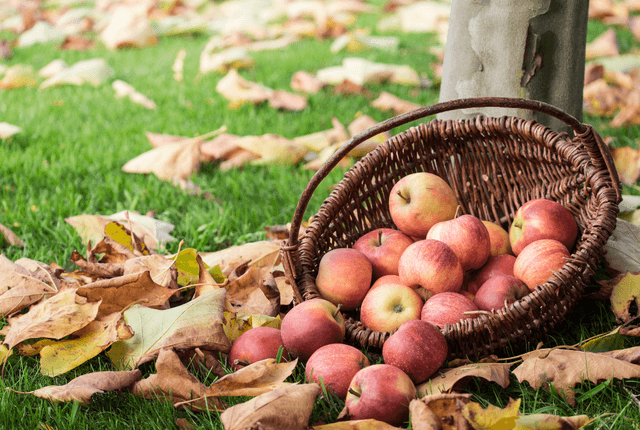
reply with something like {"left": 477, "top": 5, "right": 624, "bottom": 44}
{"left": 437, "top": 0, "right": 589, "bottom": 133}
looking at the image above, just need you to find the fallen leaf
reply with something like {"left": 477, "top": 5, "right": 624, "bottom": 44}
{"left": 396, "top": 1, "right": 451, "bottom": 34}
{"left": 61, "top": 35, "right": 95, "bottom": 51}
{"left": 291, "top": 70, "right": 326, "bottom": 94}
{"left": 131, "top": 348, "right": 212, "bottom": 409}
{"left": 0, "top": 64, "right": 38, "bottom": 89}
{"left": 225, "top": 266, "right": 280, "bottom": 317}
{"left": 216, "top": 68, "right": 271, "bottom": 108}
{"left": 0, "top": 123, "right": 22, "bottom": 139}
{"left": 39, "top": 311, "right": 134, "bottom": 376}
{"left": 333, "top": 79, "right": 371, "bottom": 96}
{"left": 199, "top": 46, "right": 255, "bottom": 75}
{"left": 583, "top": 78, "right": 623, "bottom": 117}
{"left": 512, "top": 347, "right": 640, "bottom": 405}
{"left": 0, "top": 254, "right": 58, "bottom": 317}
{"left": 603, "top": 218, "right": 640, "bottom": 277}
{"left": 347, "top": 115, "right": 391, "bottom": 158}
{"left": 17, "top": 21, "right": 66, "bottom": 48}
{"left": 207, "top": 358, "right": 297, "bottom": 398}
{"left": 223, "top": 312, "right": 281, "bottom": 342}
{"left": 39, "top": 58, "right": 114, "bottom": 90}
{"left": 106, "top": 289, "right": 230, "bottom": 370}
{"left": 603, "top": 271, "right": 640, "bottom": 323}
{"left": 124, "top": 254, "right": 178, "bottom": 289}
{"left": 371, "top": 91, "right": 421, "bottom": 115}
{"left": 417, "top": 362, "right": 512, "bottom": 396}
{"left": 173, "top": 48, "right": 186, "bottom": 83}
{"left": 200, "top": 133, "right": 244, "bottom": 161}
{"left": 612, "top": 146, "right": 640, "bottom": 185}
{"left": 409, "top": 393, "right": 474, "bottom": 430}
{"left": 3, "top": 288, "right": 100, "bottom": 351}
{"left": 113, "top": 80, "right": 156, "bottom": 110}
{"left": 31, "top": 369, "right": 142, "bottom": 405}
{"left": 313, "top": 419, "right": 402, "bottom": 429}
{"left": 233, "top": 134, "right": 308, "bottom": 166}
{"left": 104, "top": 221, "right": 151, "bottom": 257}
{"left": 580, "top": 326, "right": 626, "bottom": 352}
{"left": 219, "top": 383, "right": 321, "bottom": 430}
{"left": 0, "top": 222, "right": 24, "bottom": 246}
{"left": 100, "top": 5, "right": 158, "bottom": 50}
{"left": 38, "top": 59, "right": 67, "bottom": 78}
{"left": 71, "top": 250, "right": 124, "bottom": 279}
{"left": 267, "top": 89, "right": 308, "bottom": 111}
{"left": 199, "top": 240, "right": 282, "bottom": 277}
{"left": 193, "top": 254, "right": 225, "bottom": 298}
{"left": 586, "top": 28, "right": 619, "bottom": 60}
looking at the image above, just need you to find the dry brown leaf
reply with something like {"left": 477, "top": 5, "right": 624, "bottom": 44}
{"left": 124, "top": 254, "right": 178, "bottom": 289}
{"left": 586, "top": 28, "right": 619, "bottom": 60}
{"left": 233, "top": 134, "right": 308, "bottom": 166}
{"left": 347, "top": 115, "right": 391, "bottom": 158}
{"left": 199, "top": 46, "right": 255, "bottom": 75}
{"left": 268, "top": 90, "right": 308, "bottom": 111}
{"left": 39, "top": 311, "right": 134, "bottom": 377}
{"left": 77, "top": 271, "right": 176, "bottom": 317}
{"left": 600, "top": 345, "right": 640, "bottom": 363}
{"left": 512, "top": 347, "right": 640, "bottom": 405}
{"left": 291, "top": 70, "right": 326, "bottom": 94}
{"left": 200, "top": 241, "right": 282, "bottom": 276}
{"left": 219, "top": 383, "right": 321, "bottom": 430}
{"left": 584, "top": 63, "right": 605, "bottom": 86}
{"left": 3, "top": 288, "right": 100, "bottom": 351}
{"left": 611, "top": 89, "right": 640, "bottom": 127}
{"left": 61, "top": 35, "right": 95, "bottom": 51}
{"left": 410, "top": 393, "right": 474, "bottom": 430}
{"left": 603, "top": 218, "right": 640, "bottom": 277}
{"left": 113, "top": 80, "right": 157, "bottom": 110}
{"left": 131, "top": 348, "right": 213, "bottom": 409}
{"left": 216, "top": 69, "right": 271, "bottom": 108}
{"left": 178, "top": 347, "right": 226, "bottom": 379}
{"left": 193, "top": 254, "right": 224, "bottom": 299}
{"left": 292, "top": 117, "right": 349, "bottom": 153}
{"left": 0, "top": 254, "right": 58, "bottom": 317}
{"left": 417, "top": 362, "right": 512, "bottom": 396}
{"left": 145, "top": 132, "right": 188, "bottom": 148}
{"left": 334, "top": 79, "right": 371, "bottom": 96}
{"left": 225, "top": 266, "right": 280, "bottom": 317}
{"left": 31, "top": 370, "right": 142, "bottom": 405}
{"left": 408, "top": 399, "right": 442, "bottom": 430}
{"left": 0, "top": 123, "right": 22, "bottom": 139}
{"left": 39, "top": 58, "right": 114, "bottom": 90}
{"left": 101, "top": 5, "right": 157, "bottom": 50}
{"left": 0, "top": 64, "right": 38, "bottom": 89}
{"left": 206, "top": 358, "right": 297, "bottom": 398}
{"left": 583, "top": 78, "right": 623, "bottom": 117}
{"left": 71, "top": 250, "right": 124, "bottom": 279}
{"left": 611, "top": 146, "right": 640, "bottom": 186}
{"left": 313, "top": 419, "right": 402, "bottom": 429}
{"left": 371, "top": 91, "right": 420, "bottom": 115}
{"left": 200, "top": 133, "right": 244, "bottom": 161}
{"left": 602, "top": 271, "right": 640, "bottom": 323}
{"left": 0, "top": 223, "right": 24, "bottom": 247}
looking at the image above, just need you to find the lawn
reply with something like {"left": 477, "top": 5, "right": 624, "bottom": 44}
{"left": 1, "top": 1, "right": 640, "bottom": 429}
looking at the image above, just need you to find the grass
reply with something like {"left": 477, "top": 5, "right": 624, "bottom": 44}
{"left": 1, "top": 2, "right": 640, "bottom": 429}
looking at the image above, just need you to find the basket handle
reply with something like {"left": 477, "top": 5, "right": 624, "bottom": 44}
{"left": 287, "top": 96, "right": 621, "bottom": 248}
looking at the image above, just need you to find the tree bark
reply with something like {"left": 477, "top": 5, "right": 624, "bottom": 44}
{"left": 437, "top": 0, "right": 589, "bottom": 133}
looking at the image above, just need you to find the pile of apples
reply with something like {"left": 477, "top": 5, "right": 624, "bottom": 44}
{"left": 225, "top": 171, "right": 579, "bottom": 426}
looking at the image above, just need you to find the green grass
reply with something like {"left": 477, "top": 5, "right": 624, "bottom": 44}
{"left": 1, "top": 3, "right": 640, "bottom": 429}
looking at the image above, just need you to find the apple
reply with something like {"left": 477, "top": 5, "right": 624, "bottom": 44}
{"left": 280, "top": 298, "right": 346, "bottom": 361}
{"left": 305, "top": 343, "right": 370, "bottom": 399}
{"left": 482, "top": 220, "right": 513, "bottom": 256}
{"left": 228, "top": 327, "right": 287, "bottom": 371}
{"left": 343, "top": 364, "right": 417, "bottom": 426}
{"left": 421, "top": 292, "right": 478, "bottom": 328}
{"left": 473, "top": 275, "right": 530, "bottom": 312}
{"left": 509, "top": 198, "right": 578, "bottom": 256}
{"left": 466, "top": 254, "right": 517, "bottom": 295}
{"left": 353, "top": 228, "right": 414, "bottom": 279}
{"left": 382, "top": 319, "right": 448, "bottom": 384}
{"left": 426, "top": 215, "right": 491, "bottom": 272}
{"left": 398, "top": 239, "right": 464, "bottom": 295}
{"left": 388, "top": 172, "right": 459, "bottom": 238}
{"left": 316, "top": 248, "right": 373, "bottom": 311}
{"left": 513, "top": 239, "right": 570, "bottom": 291}
{"left": 360, "top": 283, "right": 423, "bottom": 333}
{"left": 370, "top": 274, "right": 433, "bottom": 302}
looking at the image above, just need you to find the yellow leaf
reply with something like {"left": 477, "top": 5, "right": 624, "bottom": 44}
{"left": 461, "top": 398, "right": 520, "bottom": 430}
{"left": 105, "top": 221, "right": 150, "bottom": 256}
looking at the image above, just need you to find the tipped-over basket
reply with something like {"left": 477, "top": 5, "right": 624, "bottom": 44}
{"left": 280, "top": 97, "right": 621, "bottom": 360}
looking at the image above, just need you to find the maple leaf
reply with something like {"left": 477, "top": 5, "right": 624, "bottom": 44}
{"left": 0, "top": 255, "right": 58, "bottom": 317}
{"left": 29, "top": 370, "right": 142, "bottom": 405}
{"left": 3, "top": 288, "right": 100, "bottom": 351}
{"left": 512, "top": 347, "right": 640, "bottom": 405}
{"left": 106, "top": 289, "right": 229, "bottom": 370}
{"left": 417, "top": 361, "right": 512, "bottom": 396}
{"left": 39, "top": 311, "right": 134, "bottom": 377}
{"left": 219, "top": 383, "right": 321, "bottom": 430}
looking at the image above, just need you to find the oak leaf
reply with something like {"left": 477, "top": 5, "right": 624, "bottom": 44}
{"left": 417, "top": 361, "right": 512, "bottom": 396}
{"left": 3, "top": 288, "right": 100, "bottom": 351}
{"left": 106, "top": 289, "right": 229, "bottom": 370}
{"left": 31, "top": 369, "right": 142, "bottom": 405}
{"left": 512, "top": 347, "right": 640, "bottom": 405}
{"left": 219, "top": 383, "right": 321, "bottom": 430}
{"left": 39, "top": 311, "right": 134, "bottom": 376}
{"left": 347, "top": 115, "right": 391, "bottom": 158}
{"left": 0, "top": 254, "right": 58, "bottom": 317}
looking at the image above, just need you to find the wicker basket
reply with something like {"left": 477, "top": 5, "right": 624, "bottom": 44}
{"left": 281, "top": 97, "right": 621, "bottom": 360}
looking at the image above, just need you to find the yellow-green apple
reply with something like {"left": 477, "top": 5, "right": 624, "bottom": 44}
{"left": 382, "top": 319, "right": 448, "bottom": 384}
{"left": 513, "top": 239, "right": 570, "bottom": 291}
{"left": 482, "top": 220, "right": 512, "bottom": 256}
{"left": 398, "top": 239, "right": 464, "bottom": 294}
{"left": 305, "top": 343, "right": 370, "bottom": 399}
{"left": 316, "top": 248, "right": 372, "bottom": 311}
{"left": 473, "top": 275, "right": 530, "bottom": 312}
{"left": 228, "top": 327, "right": 287, "bottom": 371}
{"left": 360, "top": 283, "right": 423, "bottom": 333}
{"left": 342, "top": 364, "right": 417, "bottom": 426}
{"left": 281, "top": 298, "right": 346, "bottom": 361}
{"left": 509, "top": 198, "right": 578, "bottom": 256}
{"left": 353, "top": 228, "right": 414, "bottom": 279}
{"left": 421, "top": 292, "right": 478, "bottom": 328}
{"left": 388, "top": 172, "right": 458, "bottom": 238}
{"left": 426, "top": 215, "right": 491, "bottom": 272}
{"left": 466, "top": 254, "right": 517, "bottom": 295}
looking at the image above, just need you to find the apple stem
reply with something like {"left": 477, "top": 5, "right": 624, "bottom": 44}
{"left": 454, "top": 205, "right": 462, "bottom": 218}
{"left": 377, "top": 229, "right": 383, "bottom": 246}
{"left": 396, "top": 190, "right": 410, "bottom": 203}
{"left": 333, "top": 304, "right": 342, "bottom": 318}
{"left": 348, "top": 387, "right": 361, "bottom": 398}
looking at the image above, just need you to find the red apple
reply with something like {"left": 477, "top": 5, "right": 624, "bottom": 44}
{"left": 466, "top": 254, "right": 517, "bottom": 295}
{"left": 228, "top": 327, "right": 287, "bottom": 371}
{"left": 509, "top": 198, "right": 578, "bottom": 256}
{"left": 473, "top": 275, "right": 530, "bottom": 312}
{"left": 343, "top": 364, "right": 417, "bottom": 426}
{"left": 371, "top": 275, "right": 433, "bottom": 302}
{"left": 360, "top": 283, "right": 423, "bottom": 333}
{"left": 482, "top": 220, "right": 513, "bottom": 256}
{"left": 305, "top": 343, "right": 370, "bottom": 399}
{"left": 513, "top": 239, "right": 570, "bottom": 291}
{"left": 316, "top": 248, "right": 372, "bottom": 311}
{"left": 382, "top": 319, "right": 448, "bottom": 384}
{"left": 426, "top": 215, "right": 491, "bottom": 272}
{"left": 421, "top": 292, "right": 478, "bottom": 328}
{"left": 398, "top": 239, "right": 464, "bottom": 295}
{"left": 280, "top": 298, "right": 346, "bottom": 361}
{"left": 353, "top": 228, "right": 414, "bottom": 279}
{"left": 388, "top": 172, "right": 459, "bottom": 238}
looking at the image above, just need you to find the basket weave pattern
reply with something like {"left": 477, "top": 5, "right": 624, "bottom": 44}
{"left": 282, "top": 98, "right": 620, "bottom": 360}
